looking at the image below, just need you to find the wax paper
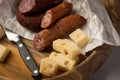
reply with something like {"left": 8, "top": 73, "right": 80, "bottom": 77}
{"left": 0, "top": 0, "right": 120, "bottom": 53}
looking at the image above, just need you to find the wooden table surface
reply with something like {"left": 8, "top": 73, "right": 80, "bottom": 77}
{"left": 0, "top": 37, "right": 49, "bottom": 80}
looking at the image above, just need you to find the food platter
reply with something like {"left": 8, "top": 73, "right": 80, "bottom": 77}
{"left": 0, "top": 0, "right": 120, "bottom": 80}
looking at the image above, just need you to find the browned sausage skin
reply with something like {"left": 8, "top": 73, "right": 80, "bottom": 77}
{"left": 41, "top": 2, "right": 73, "bottom": 28}
{"left": 33, "top": 14, "right": 86, "bottom": 51}
{"left": 16, "top": 10, "right": 44, "bottom": 32}
{"left": 19, "top": 0, "right": 63, "bottom": 15}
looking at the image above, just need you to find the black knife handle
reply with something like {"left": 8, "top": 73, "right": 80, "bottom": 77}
{"left": 16, "top": 40, "right": 39, "bottom": 77}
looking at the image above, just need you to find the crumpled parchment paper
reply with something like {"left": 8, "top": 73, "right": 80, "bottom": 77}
{"left": 0, "top": 0, "right": 120, "bottom": 53}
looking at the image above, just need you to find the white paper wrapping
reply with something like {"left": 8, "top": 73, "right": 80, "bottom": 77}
{"left": 0, "top": 0, "right": 120, "bottom": 53}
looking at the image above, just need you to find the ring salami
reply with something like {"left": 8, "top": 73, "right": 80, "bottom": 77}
{"left": 41, "top": 2, "right": 73, "bottom": 28}
{"left": 33, "top": 14, "right": 86, "bottom": 51}
{"left": 19, "top": 0, "right": 63, "bottom": 15}
{"left": 16, "top": 10, "right": 44, "bottom": 32}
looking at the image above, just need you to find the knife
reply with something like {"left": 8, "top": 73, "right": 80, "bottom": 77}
{"left": 3, "top": 28, "right": 40, "bottom": 77}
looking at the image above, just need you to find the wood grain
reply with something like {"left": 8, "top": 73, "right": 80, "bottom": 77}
{"left": 102, "top": 0, "right": 120, "bottom": 33}
{"left": 0, "top": 36, "right": 112, "bottom": 80}
{"left": 0, "top": 38, "right": 34, "bottom": 80}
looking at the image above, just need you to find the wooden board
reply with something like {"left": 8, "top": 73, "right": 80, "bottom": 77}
{"left": 0, "top": 37, "right": 49, "bottom": 80}
{"left": 0, "top": 36, "right": 112, "bottom": 80}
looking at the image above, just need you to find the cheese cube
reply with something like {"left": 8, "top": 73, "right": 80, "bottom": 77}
{"left": 49, "top": 52, "right": 78, "bottom": 71}
{"left": 40, "top": 57, "right": 60, "bottom": 77}
{"left": 69, "top": 29, "right": 89, "bottom": 48}
{"left": 0, "top": 44, "right": 10, "bottom": 62}
{"left": 53, "top": 39, "right": 81, "bottom": 59}
{"left": 0, "top": 26, "right": 5, "bottom": 39}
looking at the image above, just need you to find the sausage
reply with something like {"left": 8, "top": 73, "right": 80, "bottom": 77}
{"left": 41, "top": 2, "right": 73, "bottom": 28}
{"left": 18, "top": 0, "right": 63, "bottom": 15}
{"left": 16, "top": 10, "right": 45, "bottom": 32}
{"left": 33, "top": 14, "right": 86, "bottom": 51}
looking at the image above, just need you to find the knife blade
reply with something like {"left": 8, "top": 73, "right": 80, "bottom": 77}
{"left": 3, "top": 28, "right": 40, "bottom": 77}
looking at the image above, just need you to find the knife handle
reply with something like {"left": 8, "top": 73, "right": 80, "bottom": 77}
{"left": 16, "top": 40, "right": 40, "bottom": 77}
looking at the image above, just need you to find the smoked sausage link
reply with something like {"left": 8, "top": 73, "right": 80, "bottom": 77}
{"left": 41, "top": 2, "right": 73, "bottom": 28}
{"left": 19, "top": 0, "right": 63, "bottom": 15}
{"left": 16, "top": 10, "right": 44, "bottom": 32}
{"left": 33, "top": 14, "right": 86, "bottom": 51}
